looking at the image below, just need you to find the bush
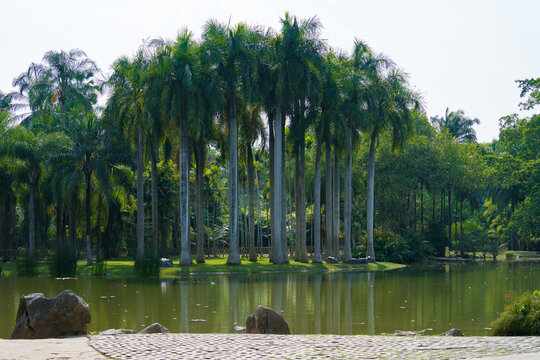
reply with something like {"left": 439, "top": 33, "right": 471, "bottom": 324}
{"left": 16, "top": 251, "right": 38, "bottom": 277}
{"left": 134, "top": 249, "right": 160, "bottom": 277}
{"left": 371, "top": 227, "right": 431, "bottom": 264}
{"left": 49, "top": 243, "right": 78, "bottom": 277}
{"left": 490, "top": 291, "right": 540, "bottom": 336}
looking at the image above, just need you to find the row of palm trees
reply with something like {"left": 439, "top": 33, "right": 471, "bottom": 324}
{"left": 1, "top": 14, "right": 421, "bottom": 265}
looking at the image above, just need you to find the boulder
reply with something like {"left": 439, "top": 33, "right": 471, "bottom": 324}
{"left": 343, "top": 258, "right": 368, "bottom": 264}
{"left": 11, "top": 290, "right": 90, "bottom": 339}
{"left": 246, "top": 306, "right": 290, "bottom": 334}
{"left": 394, "top": 330, "right": 417, "bottom": 336}
{"left": 325, "top": 256, "right": 340, "bottom": 264}
{"left": 98, "top": 329, "right": 137, "bottom": 335}
{"left": 445, "top": 328, "right": 464, "bottom": 336}
{"left": 159, "top": 258, "right": 173, "bottom": 267}
{"left": 140, "top": 323, "right": 169, "bottom": 334}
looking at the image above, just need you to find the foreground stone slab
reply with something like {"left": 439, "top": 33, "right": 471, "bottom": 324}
{"left": 0, "top": 336, "right": 106, "bottom": 360}
{"left": 89, "top": 334, "right": 540, "bottom": 360}
{"left": 11, "top": 290, "right": 90, "bottom": 339}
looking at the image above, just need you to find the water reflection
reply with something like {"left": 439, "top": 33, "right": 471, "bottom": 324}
{"left": 0, "top": 262, "right": 539, "bottom": 338}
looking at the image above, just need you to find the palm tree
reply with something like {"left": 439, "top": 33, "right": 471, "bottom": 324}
{"left": 430, "top": 108, "right": 480, "bottom": 143}
{"left": 356, "top": 41, "right": 422, "bottom": 261}
{"left": 13, "top": 49, "right": 98, "bottom": 127}
{"left": 106, "top": 52, "right": 150, "bottom": 260}
{"left": 203, "top": 20, "right": 260, "bottom": 265}
{"left": 1, "top": 127, "right": 61, "bottom": 257}
{"left": 159, "top": 30, "right": 200, "bottom": 266}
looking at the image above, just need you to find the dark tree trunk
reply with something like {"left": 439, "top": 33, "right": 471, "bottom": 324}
{"left": 325, "top": 140, "right": 333, "bottom": 258}
{"left": 85, "top": 170, "right": 92, "bottom": 265}
{"left": 268, "top": 114, "right": 275, "bottom": 262}
{"left": 195, "top": 134, "right": 206, "bottom": 263}
{"left": 69, "top": 187, "right": 78, "bottom": 248}
{"left": 151, "top": 148, "right": 159, "bottom": 254}
{"left": 247, "top": 142, "right": 257, "bottom": 262}
{"left": 313, "top": 141, "right": 322, "bottom": 263}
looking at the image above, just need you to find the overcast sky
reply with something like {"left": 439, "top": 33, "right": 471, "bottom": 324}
{"left": 1, "top": 0, "right": 539, "bottom": 142}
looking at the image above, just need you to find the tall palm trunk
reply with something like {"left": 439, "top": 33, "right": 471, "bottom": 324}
{"left": 448, "top": 190, "right": 452, "bottom": 247}
{"left": 151, "top": 149, "right": 159, "bottom": 255}
{"left": 28, "top": 183, "right": 36, "bottom": 257}
{"left": 227, "top": 96, "right": 240, "bottom": 265}
{"left": 312, "top": 141, "right": 323, "bottom": 263}
{"left": 69, "top": 187, "right": 77, "bottom": 247}
{"left": 344, "top": 129, "right": 352, "bottom": 260}
{"left": 85, "top": 170, "right": 92, "bottom": 265}
{"left": 325, "top": 140, "right": 333, "bottom": 258}
{"left": 333, "top": 145, "right": 340, "bottom": 256}
{"left": 195, "top": 134, "right": 206, "bottom": 263}
{"left": 136, "top": 122, "right": 144, "bottom": 260}
{"left": 296, "top": 140, "right": 308, "bottom": 263}
{"left": 366, "top": 131, "right": 377, "bottom": 261}
{"left": 247, "top": 143, "right": 257, "bottom": 262}
{"left": 281, "top": 113, "right": 289, "bottom": 263}
{"left": 179, "top": 106, "right": 192, "bottom": 266}
{"left": 268, "top": 116, "right": 275, "bottom": 262}
{"left": 272, "top": 105, "right": 284, "bottom": 264}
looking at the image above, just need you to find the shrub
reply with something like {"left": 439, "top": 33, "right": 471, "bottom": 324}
{"left": 16, "top": 251, "right": 38, "bottom": 277}
{"left": 372, "top": 227, "right": 431, "bottom": 264}
{"left": 49, "top": 243, "right": 78, "bottom": 277}
{"left": 490, "top": 290, "right": 540, "bottom": 336}
{"left": 134, "top": 249, "right": 160, "bottom": 277}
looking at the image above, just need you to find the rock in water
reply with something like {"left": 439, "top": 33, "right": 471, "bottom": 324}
{"left": 11, "top": 290, "right": 90, "bottom": 339}
{"left": 325, "top": 256, "right": 340, "bottom": 264}
{"left": 98, "top": 329, "right": 137, "bottom": 335}
{"left": 445, "top": 328, "right": 464, "bottom": 336}
{"left": 140, "top": 323, "right": 169, "bottom": 334}
{"left": 245, "top": 306, "right": 291, "bottom": 334}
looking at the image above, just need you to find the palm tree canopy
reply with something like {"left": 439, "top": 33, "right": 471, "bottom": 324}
{"left": 431, "top": 107, "right": 480, "bottom": 143}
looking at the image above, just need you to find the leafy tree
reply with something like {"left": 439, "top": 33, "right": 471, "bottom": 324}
{"left": 431, "top": 108, "right": 480, "bottom": 143}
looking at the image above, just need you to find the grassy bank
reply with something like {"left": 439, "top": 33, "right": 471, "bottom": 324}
{"left": 0, "top": 257, "right": 405, "bottom": 279}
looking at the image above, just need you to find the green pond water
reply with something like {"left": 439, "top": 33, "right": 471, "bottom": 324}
{"left": 0, "top": 261, "right": 538, "bottom": 338}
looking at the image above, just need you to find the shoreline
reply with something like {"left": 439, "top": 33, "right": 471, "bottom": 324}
{"left": 1, "top": 334, "right": 539, "bottom": 360}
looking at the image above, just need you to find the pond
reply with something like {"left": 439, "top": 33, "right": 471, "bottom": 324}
{"left": 0, "top": 261, "right": 538, "bottom": 338}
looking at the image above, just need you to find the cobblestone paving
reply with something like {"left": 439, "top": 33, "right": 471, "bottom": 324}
{"left": 89, "top": 333, "right": 540, "bottom": 360}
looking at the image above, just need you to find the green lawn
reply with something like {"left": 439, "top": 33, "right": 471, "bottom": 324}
{"left": 0, "top": 257, "right": 405, "bottom": 279}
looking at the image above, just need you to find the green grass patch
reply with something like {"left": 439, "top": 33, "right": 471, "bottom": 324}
{"left": 1, "top": 257, "right": 404, "bottom": 279}
{"left": 505, "top": 251, "right": 540, "bottom": 259}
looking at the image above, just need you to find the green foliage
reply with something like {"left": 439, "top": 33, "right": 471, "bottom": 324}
{"left": 134, "top": 250, "right": 160, "bottom": 277}
{"left": 424, "top": 220, "right": 449, "bottom": 256}
{"left": 16, "top": 251, "right": 38, "bottom": 277}
{"left": 369, "top": 227, "right": 431, "bottom": 264}
{"left": 92, "top": 255, "right": 107, "bottom": 276}
{"left": 49, "top": 243, "right": 77, "bottom": 277}
{"left": 490, "top": 290, "right": 540, "bottom": 336}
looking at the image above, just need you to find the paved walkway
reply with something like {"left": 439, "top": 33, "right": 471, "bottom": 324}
{"left": 89, "top": 333, "right": 540, "bottom": 360}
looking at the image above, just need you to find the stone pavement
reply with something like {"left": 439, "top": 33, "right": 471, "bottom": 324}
{"left": 89, "top": 333, "right": 540, "bottom": 360}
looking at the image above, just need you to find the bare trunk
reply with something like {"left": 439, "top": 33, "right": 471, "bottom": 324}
{"left": 29, "top": 184, "right": 36, "bottom": 258}
{"left": 344, "top": 129, "right": 352, "bottom": 260}
{"left": 272, "top": 105, "right": 284, "bottom": 264}
{"left": 268, "top": 115, "right": 275, "bottom": 262}
{"left": 247, "top": 143, "right": 257, "bottom": 262}
{"left": 85, "top": 171, "right": 92, "bottom": 265}
{"left": 420, "top": 183, "right": 424, "bottom": 235}
{"left": 195, "top": 135, "right": 206, "bottom": 263}
{"left": 366, "top": 131, "right": 376, "bottom": 261}
{"left": 281, "top": 112, "right": 288, "bottom": 263}
{"left": 325, "top": 140, "right": 333, "bottom": 258}
{"left": 333, "top": 144, "right": 339, "bottom": 256}
{"left": 227, "top": 97, "right": 240, "bottom": 265}
{"left": 448, "top": 190, "right": 452, "bottom": 248}
{"left": 151, "top": 149, "right": 159, "bottom": 254}
{"left": 298, "top": 139, "right": 308, "bottom": 262}
{"left": 69, "top": 187, "right": 77, "bottom": 247}
{"left": 179, "top": 106, "right": 192, "bottom": 266}
{"left": 313, "top": 141, "right": 322, "bottom": 263}
{"left": 136, "top": 123, "right": 144, "bottom": 260}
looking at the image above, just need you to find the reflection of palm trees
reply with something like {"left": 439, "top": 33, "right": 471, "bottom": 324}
{"left": 313, "top": 274, "right": 322, "bottom": 333}
{"left": 180, "top": 281, "right": 190, "bottom": 333}
{"left": 228, "top": 277, "right": 240, "bottom": 331}
{"left": 344, "top": 272, "right": 353, "bottom": 334}
{"left": 367, "top": 272, "right": 375, "bottom": 335}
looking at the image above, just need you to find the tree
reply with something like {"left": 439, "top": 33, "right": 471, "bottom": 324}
{"left": 357, "top": 41, "right": 422, "bottom": 261}
{"left": 203, "top": 20, "right": 260, "bottom": 265}
{"left": 431, "top": 108, "right": 480, "bottom": 143}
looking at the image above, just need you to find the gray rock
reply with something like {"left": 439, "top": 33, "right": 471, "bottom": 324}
{"left": 140, "top": 323, "right": 169, "bottom": 334}
{"left": 98, "top": 329, "right": 137, "bottom": 335}
{"left": 343, "top": 258, "right": 368, "bottom": 264}
{"left": 325, "top": 256, "right": 340, "bottom": 264}
{"left": 445, "top": 328, "right": 464, "bottom": 336}
{"left": 159, "top": 258, "right": 173, "bottom": 267}
{"left": 394, "top": 330, "right": 417, "bottom": 336}
{"left": 11, "top": 290, "right": 90, "bottom": 339}
{"left": 246, "top": 306, "right": 291, "bottom": 334}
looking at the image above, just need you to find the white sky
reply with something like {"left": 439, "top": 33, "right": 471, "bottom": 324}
{"left": 1, "top": 0, "right": 539, "bottom": 142}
